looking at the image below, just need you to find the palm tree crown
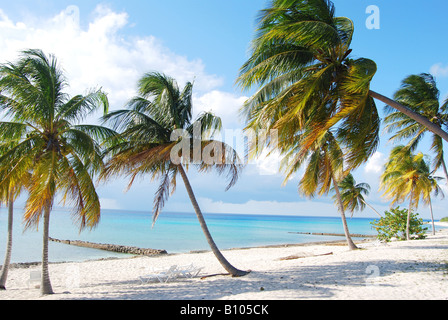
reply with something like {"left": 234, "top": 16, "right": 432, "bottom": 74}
{"left": 237, "top": 0, "right": 381, "bottom": 169}
{"left": 0, "top": 49, "right": 111, "bottom": 294}
{"left": 384, "top": 73, "right": 448, "bottom": 181}
{"left": 101, "top": 72, "right": 242, "bottom": 222}
{"left": 334, "top": 174, "right": 370, "bottom": 217}
{"left": 380, "top": 146, "right": 443, "bottom": 240}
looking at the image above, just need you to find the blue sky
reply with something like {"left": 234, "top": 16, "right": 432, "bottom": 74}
{"left": 1, "top": 0, "right": 447, "bottom": 219}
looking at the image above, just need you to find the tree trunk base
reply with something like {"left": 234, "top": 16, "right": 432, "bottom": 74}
{"left": 178, "top": 165, "right": 249, "bottom": 278}
{"left": 231, "top": 269, "right": 251, "bottom": 277}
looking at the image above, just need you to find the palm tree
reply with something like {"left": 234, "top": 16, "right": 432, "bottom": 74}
{"left": 0, "top": 189, "right": 14, "bottom": 291}
{"left": 380, "top": 146, "right": 441, "bottom": 240}
{"left": 237, "top": 0, "right": 448, "bottom": 156}
{"left": 101, "top": 72, "right": 249, "bottom": 277}
{"left": 384, "top": 73, "right": 448, "bottom": 182}
{"left": 335, "top": 173, "right": 382, "bottom": 218}
{"left": 282, "top": 130, "right": 358, "bottom": 250}
{"left": 0, "top": 49, "right": 111, "bottom": 295}
{"left": 0, "top": 153, "right": 30, "bottom": 290}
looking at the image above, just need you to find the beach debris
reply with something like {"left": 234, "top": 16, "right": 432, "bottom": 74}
{"left": 49, "top": 238, "right": 167, "bottom": 256}
{"left": 200, "top": 273, "right": 233, "bottom": 280}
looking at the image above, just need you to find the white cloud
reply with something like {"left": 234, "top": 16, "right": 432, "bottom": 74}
{"left": 190, "top": 197, "right": 384, "bottom": 218}
{"left": 430, "top": 63, "right": 448, "bottom": 78}
{"left": 99, "top": 198, "right": 122, "bottom": 210}
{"left": 193, "top": 90, "right": 247, "bottom": 128}
{"left": 0, "top": 5, "right": 224, "bottom": 109}
{"left": 364, "top": 151, "right": 386, "bottom": 174}
{"left": 253, "top": 149, "right": 282, "bottom": 176}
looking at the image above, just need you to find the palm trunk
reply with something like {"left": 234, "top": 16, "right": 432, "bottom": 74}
{"left": 332, "top": 175, "right": 358, "bottom": 250}
{"left": 177, "top": 164, "right": 249, "bottom": 277}
{"left": 0, "top": 190, "right": 14, "bottom": 290}
{"left": 369, "top": 90, "right": 448, "bottom": 143}
{"left": 429, "top": 196, "right": 435, "bottom": 236}
{"left": 406, "top": 203, "right": 412, "bottom": 241}
{"left": 41, "top": 204, "right": 54, "bottom": 295}
{"left": 359, "top": 198, "right": 382, "bottom": 218}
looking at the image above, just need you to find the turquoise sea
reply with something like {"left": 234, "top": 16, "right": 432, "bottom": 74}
{"left": 0, "top": 208, "right": 440, "bottom": 264}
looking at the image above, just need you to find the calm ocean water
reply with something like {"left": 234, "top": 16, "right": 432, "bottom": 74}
{"left": 0, "top": 207, "right": 435, "bottom": 264}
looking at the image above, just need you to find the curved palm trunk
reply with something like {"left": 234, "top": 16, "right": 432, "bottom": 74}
{"left": 369, "top": 90, "right": 448, "bottom": 143}
{"left": 332, "top": 176, "right": 358, "bottom": 250}
{"left": 41, "top": 204, "right": 54, "bottom": 295}
{"left": 178, "top": 165, "right": 249, "bottom": 277}
{"left": 359, "top": 198, "right": 382, "bottom": 218}
{"left": 0, "top": 191, "right": 14, "bottom": 290}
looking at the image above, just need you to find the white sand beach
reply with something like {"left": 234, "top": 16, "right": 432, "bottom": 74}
{"left": 1, "top": 229, "right": 447, "bottom": 301}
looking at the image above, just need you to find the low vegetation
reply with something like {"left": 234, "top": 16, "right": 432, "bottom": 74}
{"left": 371, "top": 207, "right": 427, "bottom": 242}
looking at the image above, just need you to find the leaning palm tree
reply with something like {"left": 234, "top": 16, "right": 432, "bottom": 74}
{"left": 101, "top": 72, "right": 249, "bottom": 277}
{"left": 334, "top": 173, "right": 382, "bottom": 218}
{"left": 237, "top": 0, "right": 448, "bottom": 155}
{"left": 384, "top": 73, "right": 448, "bottom": 182}
{"left": 380, "top": 146, "right": 441, "bottom": 240}
{"left": 0, "top": 49, "right": 111, "bottom": 295}
{"left": 282, "top": 130, "right": 358, "bottom": 250}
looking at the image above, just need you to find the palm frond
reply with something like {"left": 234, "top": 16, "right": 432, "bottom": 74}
{"left": 57, "top": 89, "right": 109, "bottom": 122}
{"left": 197, "top": 140, "right": 244, "bottom": 191}
{"left": 152, "top": 172, "right": 172, "bottom": 227}
{"left": 58, "top": 152, "right": 101, "bottom": 230}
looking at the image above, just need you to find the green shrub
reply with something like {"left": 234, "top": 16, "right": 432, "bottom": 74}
{"left": 440, "top": 217, "right": 448, "bottom": 223}
{"left": 370, "top": 207, "right": 427, "bottom": 242}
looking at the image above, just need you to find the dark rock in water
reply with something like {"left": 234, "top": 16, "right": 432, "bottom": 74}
{"left": 49, "top": 238, "right": 167, "bottom": 255}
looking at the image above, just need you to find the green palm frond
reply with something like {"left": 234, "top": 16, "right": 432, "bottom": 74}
{"left": 57, "top": 89, "right": 109, "bottom": 122}
{"left": 187, "top": 112, "right": 223, "bottom": 138}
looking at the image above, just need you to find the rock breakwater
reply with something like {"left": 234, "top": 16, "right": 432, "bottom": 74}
{"left": 49, "top": 238, "right": 167, "bottom": 256}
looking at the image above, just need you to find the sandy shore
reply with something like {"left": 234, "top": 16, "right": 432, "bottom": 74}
{"left": 1, "top": 229, "right": 447, "bottom": 300}
{"left": 433, "top": 222, "right": 448, "bottom": 227}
